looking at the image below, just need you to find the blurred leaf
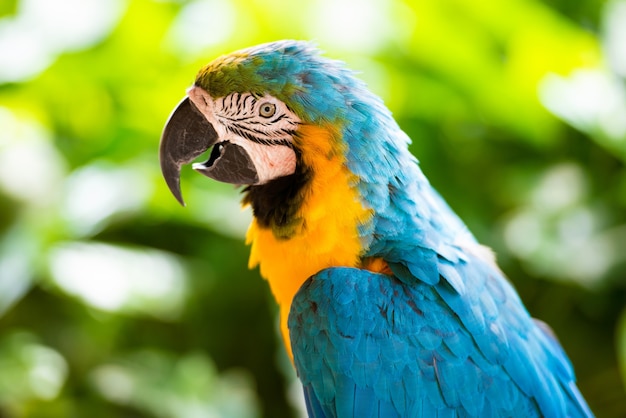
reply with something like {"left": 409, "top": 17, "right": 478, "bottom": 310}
{"left": 604, "top": 0, "right": 626, "bottom": 79}
{"left": 0, "top": 332, "right": 68, "bottom": 412}
{"left": 618, "top": 307, "right": 626, "bottom": 388}
{"left": 0, "top": 0, "right": 125, "bottom": 83}
{"left": 90, "top": 350, "right": 260, "bottom": 418}
{"left": 0, "top": 222, "right": 39, "bottom": 316}
{"left": 61, "top": 161, "right": 153, "bottom": 237}
{"left": 47, "top": 241, "right": 188, "bottom": 319}
{"left": 540, "top": 69, "right": 626, "bottom": 161}
{"left": 0, "top": 0, "right": 17, "bottom": 17}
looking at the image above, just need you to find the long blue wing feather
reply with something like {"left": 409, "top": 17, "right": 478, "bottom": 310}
{"left": 288, "top": 258, "right": 593, "bottom": 418}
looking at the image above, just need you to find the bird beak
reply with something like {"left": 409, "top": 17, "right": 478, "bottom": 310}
{"left": 159, "top": 95, "right": 260, "bottom": 206}
{"left": 159, "top": 97, "right": 219, "bottom": 205}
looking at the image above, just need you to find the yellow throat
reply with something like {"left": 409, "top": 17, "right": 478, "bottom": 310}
{"left": 245, "top": 124, "right": 372, "bottom": 359}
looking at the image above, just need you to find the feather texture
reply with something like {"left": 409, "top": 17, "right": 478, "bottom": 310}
{"left": 289, "top": 265, "right": 593, "bottom": 417}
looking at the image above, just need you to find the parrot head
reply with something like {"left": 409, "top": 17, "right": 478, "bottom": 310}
{"left": 160, "top": 40, "right": 404, "bottom": 215}
{"left": 162, "top": 41, "right": 330, "bottom": 199}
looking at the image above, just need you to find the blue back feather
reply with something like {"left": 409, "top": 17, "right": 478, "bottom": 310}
{"left": 289, "top": 265, "right": 593, "bottom": 417}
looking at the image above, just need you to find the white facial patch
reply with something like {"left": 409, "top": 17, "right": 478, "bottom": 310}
{"left": 187, "top": 86, "right": 300, "bottom": 184}
{"left": 228, "top": 135, "right": 297, "bottom": 184}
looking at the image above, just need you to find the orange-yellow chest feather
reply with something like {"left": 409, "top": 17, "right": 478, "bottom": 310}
{"left": 245, "top": 125, "right": 372, "bottom": 357}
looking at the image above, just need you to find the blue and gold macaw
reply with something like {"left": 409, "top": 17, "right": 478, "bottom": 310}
{"left": 159, "top": 41, "right": 593, "bottom": 417}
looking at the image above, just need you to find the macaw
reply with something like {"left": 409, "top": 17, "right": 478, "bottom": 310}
{"left": 159, "top": 40, "right": 593, "bottom": 417}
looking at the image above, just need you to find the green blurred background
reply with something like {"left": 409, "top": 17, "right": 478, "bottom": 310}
{"left": 0, "top": 0, "right": 625, "bottom": 416}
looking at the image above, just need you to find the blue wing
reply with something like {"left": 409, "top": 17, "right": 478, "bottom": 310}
{"left": 288, "top": 256, "right": 593, "bottom": 418}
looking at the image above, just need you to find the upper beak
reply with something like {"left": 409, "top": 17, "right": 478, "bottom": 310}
{"left": 159, "top": 97, "right": 218, "bottom": 205}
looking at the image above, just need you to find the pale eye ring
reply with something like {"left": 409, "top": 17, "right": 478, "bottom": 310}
{"left": 259, "top": 102, "right": 276, "bottom": 118}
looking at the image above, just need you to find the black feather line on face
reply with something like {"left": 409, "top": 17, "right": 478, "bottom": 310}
{"left": 242, "top": 150, "right": 311, "bottom": 239}
{"left": 218, "top": 114, "right": 255, "bottom": 122}
{"left": 271, "top": 113, "right": 288, "bottom": 123}
{"left": 226, "top": 125, "right": 293, "bottom": 147}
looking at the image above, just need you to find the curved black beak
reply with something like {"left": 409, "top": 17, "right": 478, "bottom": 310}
{"left": 159, "top": 97, "right": 218, "bottom": 205}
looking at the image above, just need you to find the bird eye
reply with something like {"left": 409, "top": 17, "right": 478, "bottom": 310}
{"left": 259, "top": 102, "right": 276, "bottom": 118}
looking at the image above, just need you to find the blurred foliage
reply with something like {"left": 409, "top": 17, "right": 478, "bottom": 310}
{"left": 0, "top": 1, "right": 18, "bottom": 18}
{"left": 0, "top": 0, "right": 625, "bottom": 417}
